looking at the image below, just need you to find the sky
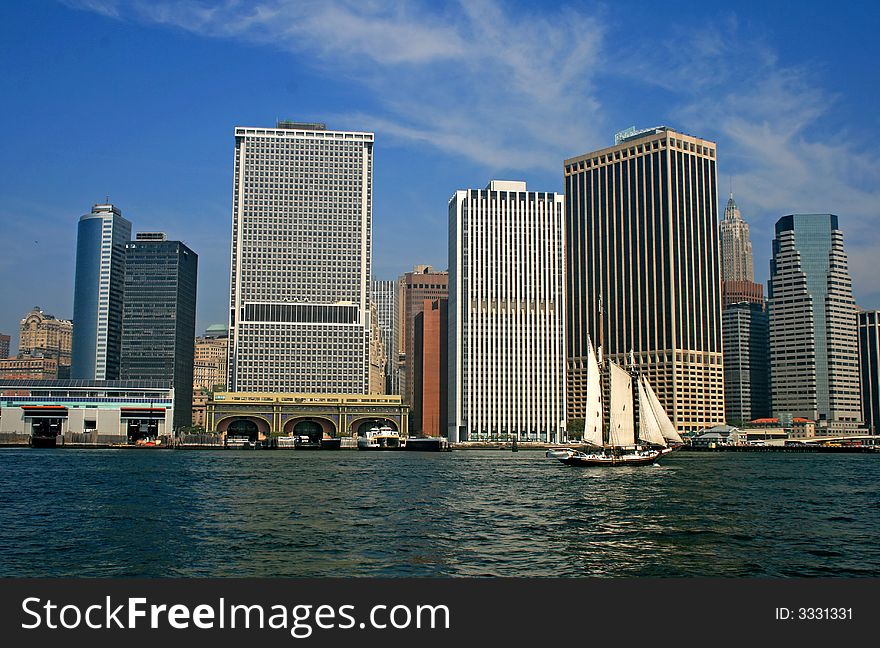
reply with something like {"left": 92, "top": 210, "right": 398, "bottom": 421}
{"left": 1, "top": 0, "right": 879, "bottom": 352}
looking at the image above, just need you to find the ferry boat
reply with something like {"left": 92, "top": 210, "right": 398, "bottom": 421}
{"left": 226, "top": 435, "right": 255, "bottom": 449}
{"left": 550, "top": 336, "right": 682, "bottom": 467}
{"left": 357, "top": 425, "right": 406, "bottom": 450}
{"left": 275, "top": 434, "right": 342, "bottom": 450}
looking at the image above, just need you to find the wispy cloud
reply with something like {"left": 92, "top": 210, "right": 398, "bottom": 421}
{"left": 60, "top": 0, "right": 880, "bottom": 304}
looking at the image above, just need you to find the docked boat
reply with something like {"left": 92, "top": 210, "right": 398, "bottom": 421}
{"left": 553, "top": 337, "right": 683, "bottom": 468}
{"left": 226, "top": 435, "right": 255, "bottom": 449}
{"left": 357, "top": 425, "right": 406, "bottom": 450}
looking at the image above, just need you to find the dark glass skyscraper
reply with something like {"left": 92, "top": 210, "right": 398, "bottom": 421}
{"left": 71, "top": 204, "right": 132, "bottom": 380}
{"left": 769, "top": 214, "right": 861, "bottom": 432}
{"left": 120, "top": 233, "right": 198, "bottom": 430}
{"left": 859, "top": 310, "right": 880, "bottom": 434}
{"left": 722, "top": 302, "right": 770, "bottom": 424}
{"left": 564, "top": 127, "right": 724, "bottom": 434}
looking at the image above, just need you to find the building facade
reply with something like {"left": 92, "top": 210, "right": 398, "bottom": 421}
{"left": 399, "top": 266, "right": 448, "bottom": 408}
{"left": 564, "top": 127, "right": 725, "bottom": 434}
{"left": 368, "top": 300, "right": 386, "bottom": 394}
{"left": 720, "top": 193, "right": 763, "bottom": 306}
{"left": 120, "top": 233, "right": 197, "bottom": 430}
{"left": 0, "top": 379, "right": 174, "bottom": 442}
{"left": 448, "top": 180, "right": 566, "bottom": 443}
{"left": 413, "top": 298, "right": 447, "bottom": 437}
{"left": 228, "top": 121, "right": 373, "bottom": 393}
{"left": 768, "top": 214, "right": 861, "bottom": 429}
{"left": 371, "top": 278, "right": 400, "bottom": 394}
{"left": 71, "top": 204, "right": 132, "bottom": 380}
{"left": 18, "top": 307, "right": 73, "bottom": 369}
{"left": 858, "top": 309, "right": 880, "bottom": 434}
{"left": 722, "top": 302, "right": 770, "bottom": 424}
{"left": 194, "top": 328, "right": 229, "bottom": 391}
{"left": 0, "top": 334, "right": 9, "bottom": 359}
{"left": 0, "top": 356, "right": 58, "bottom": 380}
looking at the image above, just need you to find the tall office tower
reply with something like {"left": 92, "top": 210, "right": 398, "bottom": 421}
{"left": 448, "top": 180, "right": 566, "bottom": 443}
{"left": 228, "top": 121, "right": 373, "bottom": 393}
{"left": 400, "top": 266, "right": 448, "bottom": 410}
{"left": 768, "top": 214, "right": 861, "bottom": 431}
{"left": 722, "top": 302, "right": 770, "bottom": 424}
{"left": 413, "top": 298, "right": 448, "bottom": 437}
{"left": 71, "top": 204, "right": 132, "bottom": 380}
{"left": 371, "top": 278, "right": 400, "bottom": 394}
{"left": 0, "top": 334, "right": 9, "bottom": 359}
{"left": 720, "top": 193, "right": 763, "bottom": 306}
{"left": 18, "top": 307, "right": 73, "bottom": 368}
{"left": 564, "top": 126, "right": 724, "bottom": 434}
{"left": 858, "top": 309, "right": 880, "bottom": 434}
{"left": 121, "top": 233, "right": 198, "bottom": 430}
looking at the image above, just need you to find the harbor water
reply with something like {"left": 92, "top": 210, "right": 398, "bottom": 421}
{"left": 1, "top": 449, "right": 878, "bottom": 577}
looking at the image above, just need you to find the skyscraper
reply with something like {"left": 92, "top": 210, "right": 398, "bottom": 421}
{"left": 0, "top": 334, "right": 9, "bottom": 359}
{"left": 564, "top": 127, "right": 724, "bottom": 434}
{"left": 121, "top": 233, "right": 198, "bottom": 430}
{"left": 413, "top": 298, "right": 447, "bottom": 437}
{"left": 399, "top": 266, "right": 448, "bottom": 410}
{"left": 858, "top": 309, "right": 880, "bottom": 434}
{"left": 371, "top": 278, "right": 400, "bottom": 394}
{"left": 722, "top": 302, "right": 769, "bottom": 424}
{"left": 448, "top": 180, "right": 566, "bottom": 443}
{"left": 768, "top": 214, "right": 861, "bottom": 431}
{"left": 71, "top": 204, "right": 131, "bottom": 380}
{"left": 228, "top": 121, "right": 373, "bottom": 393}
{"left": 719, "top": 194, "right": 769, "bottom": 424}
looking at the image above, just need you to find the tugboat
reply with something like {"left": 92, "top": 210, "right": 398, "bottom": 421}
{"left": 357, "top": 425, "right": 406, "bottom": 450}
{"left": 549, "top": 337, "right": 682, "bottom": 467}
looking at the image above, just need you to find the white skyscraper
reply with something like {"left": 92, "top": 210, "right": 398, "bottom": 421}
{"left": 228, "top": 121, "right": 373, "bottom": 393}
{"left": 448, "top": 180, "right": 566, "bottom": 443}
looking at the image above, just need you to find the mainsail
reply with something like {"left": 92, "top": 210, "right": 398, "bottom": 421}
{"left": 608, "top": 361, "right": 635, "bottom": 447}
{"left": 637, "top": 377, "right": 667, "bottom": 447}
{"left": 642, "top": 376, "right": 683, "bottom": 444}
{"left": 582, "top": 337, "right": 604, "bottom": 446}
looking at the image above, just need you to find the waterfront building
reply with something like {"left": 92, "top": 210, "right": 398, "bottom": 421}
{"left": 0, "top": 334, "right": 9, "bottom": 359}
{"left": 192, "top": 388, "right": 209, "bottom": 429}
{"left": 368, "top": 300, "right": 386, "bottom": 394}
{"left": 0, "top": 379, "right": 174, "bottom": 442}
{"left": 227, "top": 121, "right": 373, "bottom": 393}
{"left": 120, "top": 233, "right": 197, "bottom": 430}
{"left": 71, "top": 204, "right": 132, "bottom": 380}
{"left": 413, "top": 298, "right": 447, "bottom": 437}
{"left": 206, "top": 392, "right": 408, "bottom": 440}
{"left": 858, "top": 309, "right": 880, "bottom": 434}
{"left": 0, "top": 356, "right": 59, "bottom": 380}
{"left": 722, "top": 302, "right": 770, "bottom": 425}
{"left": 18, "top": 306, "right": 73, "bottom": 371}
{"left": 399, "top": 266, "right": 448, "bottom": 409}
{"left": 194, "top": 327, "right": 229, "bottom": 391}
{"left": 768, "top": 214, "right": 861, "bottom": 432}
{"left": 448, "top": 180, "right": 566, "bottom": 443}
{"left": 564, "top": 126, "right": 725, "bottom": 434}
{"left": 371, "top": 278, "right": 400, "bottom": 394}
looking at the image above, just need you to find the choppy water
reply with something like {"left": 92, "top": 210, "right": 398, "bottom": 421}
{"left": 0, "top": 449, "right": 878, "bottom": 577}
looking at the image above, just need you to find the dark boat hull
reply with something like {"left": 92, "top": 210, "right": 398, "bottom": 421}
{"left": 559, "top": 447, "right": 676, "bottom": 467}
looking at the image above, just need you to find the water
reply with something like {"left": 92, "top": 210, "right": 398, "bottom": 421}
{"left": 1, "top": 449, "right": 878, "bottom": 577}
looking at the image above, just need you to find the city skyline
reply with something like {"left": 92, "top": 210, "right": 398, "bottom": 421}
{"left": 2, "top": 2, "right": 880, "bottom": 349}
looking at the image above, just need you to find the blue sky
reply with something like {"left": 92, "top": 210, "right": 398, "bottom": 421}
{"left": 1, "top": 0, "right": 879, "bottom": 350}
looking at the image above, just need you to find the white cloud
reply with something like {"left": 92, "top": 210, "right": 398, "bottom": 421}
{"left": 60, "top": 0, "right": 880, "bottom": 304}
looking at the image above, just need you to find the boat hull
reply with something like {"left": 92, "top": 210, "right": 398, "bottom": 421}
{"left": 559, "top": 447, "right": 676, "bottom": 467}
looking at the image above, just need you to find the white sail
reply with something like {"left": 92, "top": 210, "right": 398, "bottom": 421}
{"left": 581, "top": 337, "right": 604, "bottom": 447}
{"left": 637, "top": 377, "right": 667, "bottom": 447}
{"left": 608, "top": 361, "right": 635, "bottom": 447}
{"left": 642, "top": 376, "right": 683, "bottom": 444}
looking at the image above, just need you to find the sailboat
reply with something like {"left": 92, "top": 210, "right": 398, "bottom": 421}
{"left": 549, "top": 337, "right": 682, "bottom": 467}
